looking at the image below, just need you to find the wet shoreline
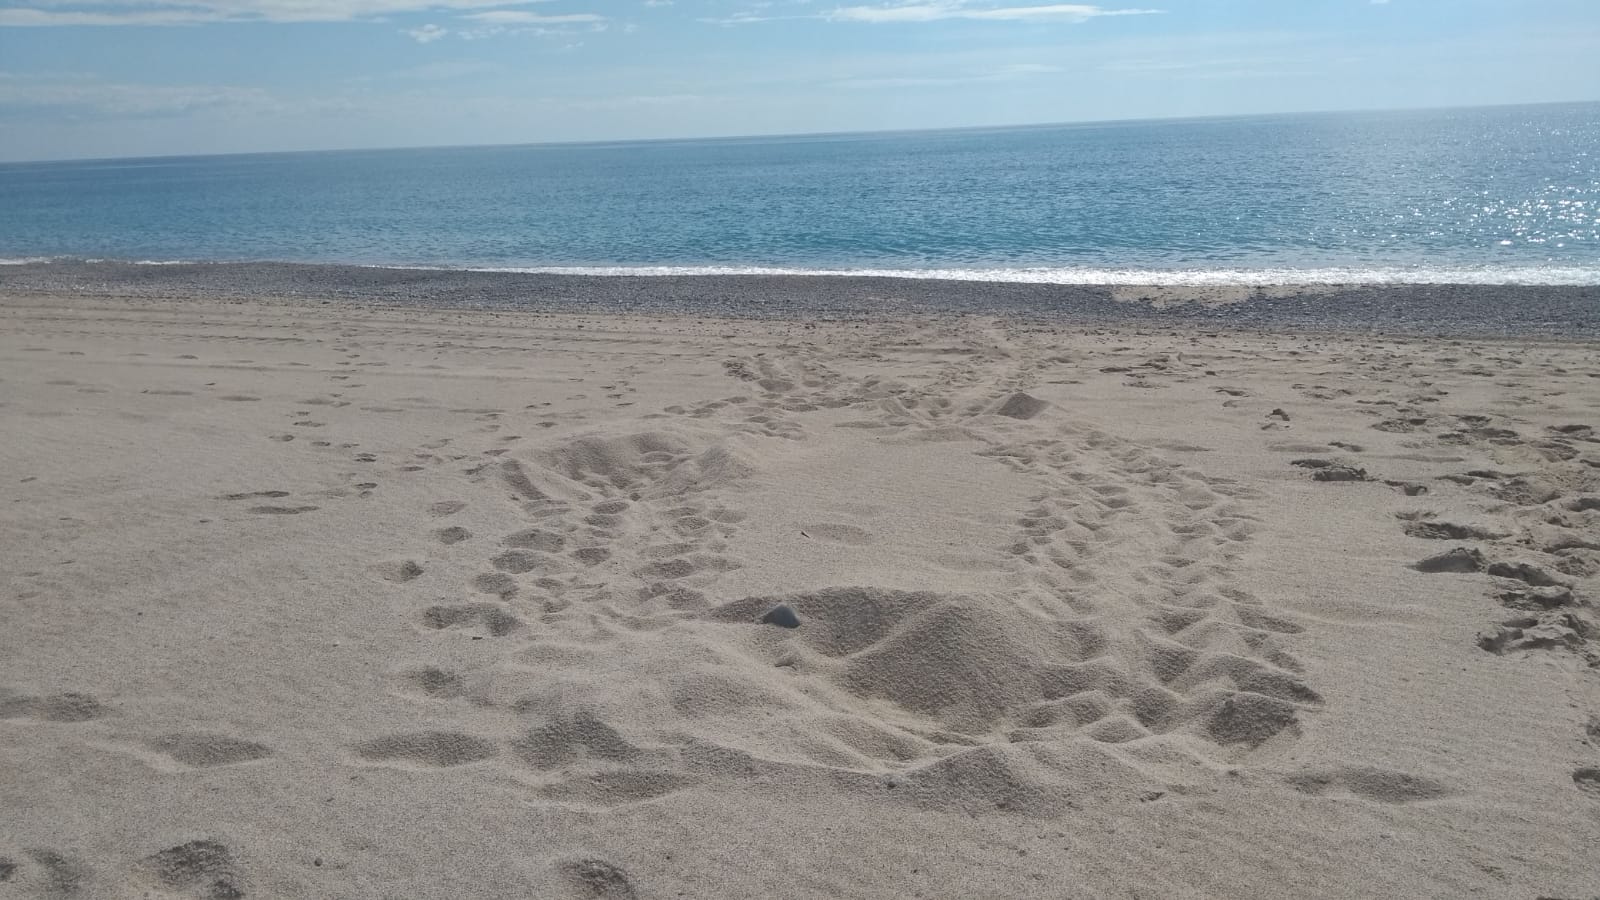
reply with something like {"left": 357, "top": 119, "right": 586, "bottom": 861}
{"left": 2, "top": 260, "right": 1596, "bottom": 336}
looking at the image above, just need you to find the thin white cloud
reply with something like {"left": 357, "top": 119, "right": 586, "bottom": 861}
{"left": 705, "top": 1, "right": 1159, "bottom": 26}
{"left": 828, "top": 2, "right": 1161, "bottom": 23}
{"left": 0, "top": 8, "right": 224, "bottom": 25}
{"left": 0, "top": 0, "right": 565, "bottom": 27}
{"left": 700, "top": 12, "right": 797, "bottom": 25}
{"left": 404, "top": 22, "right": 448, "bottom": 40}
{"left": 461, "top": 9, "right": 603, "bottom": 23}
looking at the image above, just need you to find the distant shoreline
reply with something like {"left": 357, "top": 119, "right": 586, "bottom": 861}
{"left": 3, "top": 259, "right": 1597, "bottom": 337}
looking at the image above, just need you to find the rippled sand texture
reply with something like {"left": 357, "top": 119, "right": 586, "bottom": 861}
{"left": 2, "top": 294, "right": 1598, "bottom": 899}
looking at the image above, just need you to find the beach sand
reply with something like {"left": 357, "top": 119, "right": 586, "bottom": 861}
{"left": 2, "top": 291, "right": 1598, "bottom": 899}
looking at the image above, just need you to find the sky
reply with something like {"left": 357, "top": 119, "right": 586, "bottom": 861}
{"left": 0, "top": 0, "right": 1597, "bottom": 161}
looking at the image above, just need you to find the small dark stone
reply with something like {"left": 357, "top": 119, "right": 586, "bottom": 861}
{"left": 760, "top": 604, "right": 801, "bottom": 629}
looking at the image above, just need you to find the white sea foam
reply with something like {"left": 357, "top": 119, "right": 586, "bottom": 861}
{"left": 6, "top": 257, "right": 1598, "bottom": 285}
{"left": 1, "top": 256, "right": 196, "bottom": 266}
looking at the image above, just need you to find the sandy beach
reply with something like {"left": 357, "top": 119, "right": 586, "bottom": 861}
{"left": 3, "top": 286, "right": 1599, "bottom": 899}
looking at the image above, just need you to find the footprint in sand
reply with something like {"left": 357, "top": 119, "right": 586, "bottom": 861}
{"left": 491, "top": 551, "right": 544, "bottom": 574}
{"left": 401, "top": 666, "right": 466, "bottom": 700}
{"left": 503, "top": 528, "right": 566, "bottom": 552}
{"left": 0, "top": 690, "right": 107, "bottom": 722}
{"left": 422, "top": 602, "right": 523, "bottom": 636}
{"left": 1575, "top": 768, "right": 1600, "bottom": 797}
{"left": 435, "top": 526, "right": 472, "bottom": 545}
{"left": 6, "top": 849, "right": 91, "bottom": 896}
{"left": 372, "top": 560, "right": 424, "bottom": 583}
{"left": 556, "top": 857, "right": 638, "bottom": 900}
{"left": 352, "top": 731, "right": 497, "bottom": 767}
{"left": 247, "top": 505, "right": 319, "bottom": 515}
{"left": 508, "top": 711, "right": 645, "bottom": 771}
{"left": 137, "top": 840, "right": 246, "bottom": 899}
{"left": 1401, "top": 520, "right": 1508, "bottom": 541}
{"left": 1478, "top": 614, "right": 1593, "bottom": 656}
{"left": 222, "top": 490, "right": 290, "bottom": 501}
{"left": 1285, "top": 767, "right": 1453, "bottom": 803}
{"left": 1291, "top": 459, "right": 1370, "bottom": 482}
{"left": 538, "top": 770, "right": 697, "bottom": 808}
{"left": 633, "top": 558, "right": 697, "bottom": 580}
{"left": 144, "top": 733, "right": 273, "bottom": 768}
{"left": 1411, "top": 547, "right": 1486, "bottom": 574}
{"left": 472, "top": 572, "right": 519, "bottom": 597}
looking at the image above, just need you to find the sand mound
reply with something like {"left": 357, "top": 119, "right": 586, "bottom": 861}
{"left": 714, "top": 587, "right": 1095, "bottom": 733}
{"left": 529, "top": 429, "right": 761, "bottom": 498}
{"left": 994, "top": 391, "right": 1048, "bottom": 420}
{"left": 703, "top": 587, "right": 1312, "bottom": 751}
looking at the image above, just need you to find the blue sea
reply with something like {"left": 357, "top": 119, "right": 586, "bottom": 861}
{"left": 2, "top": 102, "right": 1597, "bottom": 285}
